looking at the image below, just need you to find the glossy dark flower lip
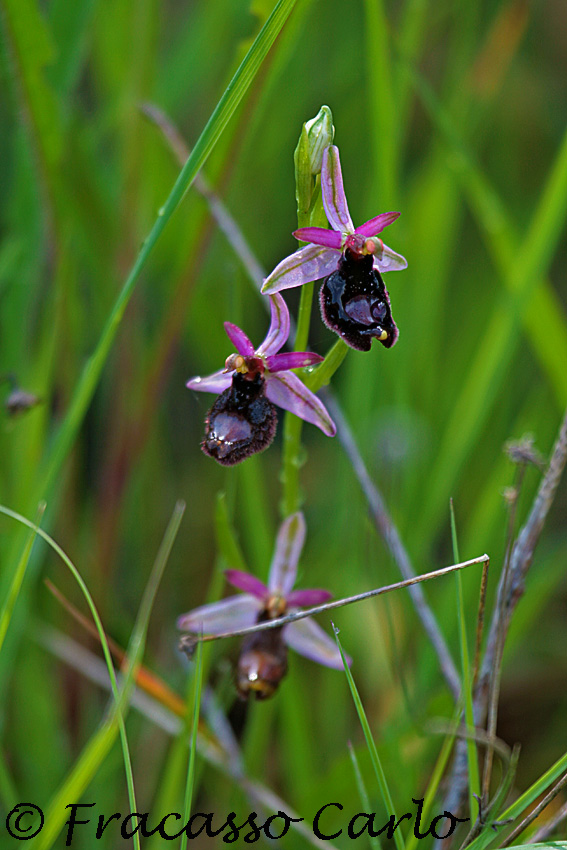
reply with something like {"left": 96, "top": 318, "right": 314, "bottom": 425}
{"left": 201, "top": 372, "right": 278, "bottom": 465}
{"left": 187, "top": 293, "right": 336, "bottom": 437}
{"left": 177, "top": 512, "right": 350, "bottom": 670}
{"left": 262, "top": 145, "right": 407, "bottom": 294}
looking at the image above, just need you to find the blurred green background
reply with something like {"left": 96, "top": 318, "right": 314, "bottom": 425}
{"left": 1, "top": 0, "right": 567, "bottom": 846}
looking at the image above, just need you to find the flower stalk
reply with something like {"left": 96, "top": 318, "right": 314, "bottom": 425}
{"left": 281, "top": 108, "right": 334, "bottom": 516}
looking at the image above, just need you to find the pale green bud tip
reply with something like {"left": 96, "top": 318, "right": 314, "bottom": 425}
{"left": 304, "top": 105, "right": 334, "bottom": 175}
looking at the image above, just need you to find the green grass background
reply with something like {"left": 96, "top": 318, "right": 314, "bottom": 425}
{"left": 1, "top": 0, "right": 567, "bottom": 846}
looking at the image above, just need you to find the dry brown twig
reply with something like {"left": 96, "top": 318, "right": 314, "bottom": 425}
{"left": 444, "top": 407, "right": 567, "bottom": 824}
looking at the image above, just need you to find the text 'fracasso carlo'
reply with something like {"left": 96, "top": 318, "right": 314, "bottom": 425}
{"left": 5, "top": 798, "right": 469, "bottom": 844}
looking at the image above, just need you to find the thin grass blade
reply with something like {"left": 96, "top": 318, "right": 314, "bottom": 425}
{"left": 179, "top": 640, "right": 203, "bottom": 850}
{"left": 348, "top": 741, "right": 382, "bottom": 850}
{"left": 334, "top": 625, "right": 405, "bottom": 850}
{"left": 34, "top": 500, "right": 185, "bottom": 849}
{"left": 0, "top": 503, "right": 45, "bottom": 654}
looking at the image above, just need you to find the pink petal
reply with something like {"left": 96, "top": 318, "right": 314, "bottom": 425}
{"left": 321, "top": 145, "right": 354, "bottom": 234}
{"left": 186, "top": 370, "right": 232, "bottom": 394}
{"left": 265, "top": 351, "right": 323, "bottom": 372}
{"left": 284, "top": 617, "right": 350, "bottom": 669}
{"left": 287, "top": 589, "right": 332, "bottom": 606}
{"left": 261, "top": 244, "right": 340, "bottom": 294}
{"left": 354, "top": 212, "right": 401, "bottom": 238}
{"left": 224, "top": 322, "right": 255, "bottom": 356}
{"left": 293, "top": 227, "right": 342, "bottom": 249}
{"left": 177, "top": 594, "right": 262, "bottom": 634}
{"left": 373, "top": 244, "right": 408, "bottom": 273}
{"left": 265, "top": 371, "right": 336, "bottom": 436}
{"left": 256, "top": 293, "right": 289, "bottom": 357}
{"left": 225, "top": 569, "right": 268, "bottom": 600}
{"left": 268, "top": 512, "right": 306, "bottom": 595}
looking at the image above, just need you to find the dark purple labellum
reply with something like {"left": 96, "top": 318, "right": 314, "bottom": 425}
{"left": 319, "top": 248, "right": 398, "bottom": 352}
{"left": 236, "top": 612, "right": 288, "bottom": 700}
{"left": 202, "top": 372, "right": 277, "bottom": 466}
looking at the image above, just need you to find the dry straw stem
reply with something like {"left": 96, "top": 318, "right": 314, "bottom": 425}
{"left": 445, "top": 405, "right": 567, "bottom": 820}
{"left": 140, "top": 102, "right": 268, "bottom": 297}
{"left": 179, "top": 555, "right": 488, "bottom": 652}
{"left": 323, "top": 391, "right": 462, "bottom": 699}
{"left": 529, "top": 798, "right": 567, "bottom": 843}
{"left": 499, "top": 769, "right": 567, "bottom": 846}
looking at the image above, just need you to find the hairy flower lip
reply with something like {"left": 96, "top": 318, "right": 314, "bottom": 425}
{"left": 262, "top": 145, "right": 407, "bottom": 295}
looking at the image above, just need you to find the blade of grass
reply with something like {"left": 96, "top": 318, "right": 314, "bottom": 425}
{"left": 406, "top": 57, "right": 567, "bottom": 405}
{"left": 0, "top": 503, "right": 45, "bottom": 654}
{"left": 179, "top": 640, "right": 204, "bottom": 850}
{"left": 451, "top": 499, "right": 480, "bottom": 817}
{"left": 363, "top": 0, "right": 399, "bottom": 207}
{"left": 215, "top": 491, "right": 249, "bottom": 573}
{"left": 404, "top": 704, "right": 462, "bottom": 850}
{"left": 412, "top": 114, "right": 567, "bottom": 541}
{"left": 348, "top": 741, "right": 382, "bottom": 850}
{"left": 27, "top": 0, "right": 299, "bottom": 513}
{"left": 34, "top": 500, "right": 185, "bottom": 850}
{"left": 465, "top": 749, "right": 567, "bottom": 850}
{"left": 0, "top": 750, "right": 18, "bottom": 809}
{"left": 334, "top": 625, "right": 405, "bottom": 850}
{"left": 1, "top": 0, "right": 63, "bottom": 221}
{"left": 0, "top": 503, "right": 139, "bottom": 850}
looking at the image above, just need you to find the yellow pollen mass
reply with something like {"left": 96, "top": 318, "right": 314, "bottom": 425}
{"left": 224, "top": 353, "right": 249, "bottom": 373}
{"left": 266, "top": 593, "right": 287, "bottom": 618}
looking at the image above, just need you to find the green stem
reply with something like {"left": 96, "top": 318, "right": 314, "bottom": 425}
{"left": 281, "top": 413, "right": 305, "bottom": 518}
{"left": 305, "top": 339, "right": 349, "bottom": 393}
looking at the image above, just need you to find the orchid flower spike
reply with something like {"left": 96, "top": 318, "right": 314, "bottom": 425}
{"left": 187, "top": 294, "right": 336, "bottom": 465}
{"left": 262, "top": 145, "right": 407, "bottom": 351}
{"left": 178, "top": 512, "right": 350, "bottom": 699}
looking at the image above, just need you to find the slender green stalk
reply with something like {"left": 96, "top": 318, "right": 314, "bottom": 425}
{"left": 0, "top": 503, "right": 44, "bottom": 654}
{"left": 180, "top": 641, "right": 203, "bottom": 850}
{"left": 306, "top": 339, "right": 349, "bottom": 393}
{"left": 348, "top": 741, "right": 382, "bottom": 850}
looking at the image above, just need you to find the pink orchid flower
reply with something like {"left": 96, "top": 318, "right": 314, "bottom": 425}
{"left": 187, "top": 294, "right": 335, "bottom": 464}
{"left": 177, "top": 513, "right": 349, "bottom": 699}
{"left": 262, "top": 145, "right": 407, "bottom": 295}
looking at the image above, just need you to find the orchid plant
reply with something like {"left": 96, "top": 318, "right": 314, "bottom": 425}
{"left": 187, "top": 293, "right": 336, "bottom": 465}
{"left": 178, "top": 512, "right": 348, "bottom": 699}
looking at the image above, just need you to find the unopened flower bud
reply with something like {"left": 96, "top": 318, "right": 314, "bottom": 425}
{"left": 294, "top": 105, "right": 334, "bottom": 215}
{"left": 304, "top": 105, "right": 334, "bottom": 175}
